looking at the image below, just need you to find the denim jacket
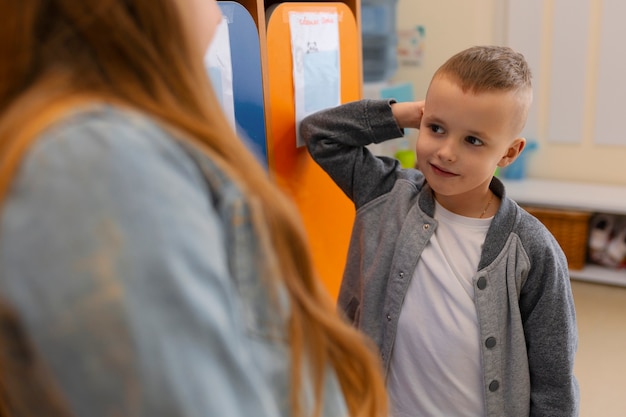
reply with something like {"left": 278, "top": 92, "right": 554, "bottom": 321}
{"left": 301, "top": 99, "right": 579, "bottom": 417}
{"left": 0, "top": 106, "right": 348, "bottom": 417}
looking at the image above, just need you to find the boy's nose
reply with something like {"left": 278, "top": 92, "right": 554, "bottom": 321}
{"left": 436, "top": 140, "right": 457, "bottom": 162}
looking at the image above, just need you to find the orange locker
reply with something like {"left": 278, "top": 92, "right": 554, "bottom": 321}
{"left": 265, "top": 3, "right": 361, "bottom": 298}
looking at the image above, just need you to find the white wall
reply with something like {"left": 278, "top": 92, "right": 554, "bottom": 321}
{"left": 393, "top": 0, "right": 502, "bottom": 100}
{"left": 393, "top": 0, "right": 626, "bottom": 186}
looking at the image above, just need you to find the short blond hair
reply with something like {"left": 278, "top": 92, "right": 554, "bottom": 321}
{"left": 433, "top": 45, "right": 532, "bottom": 135}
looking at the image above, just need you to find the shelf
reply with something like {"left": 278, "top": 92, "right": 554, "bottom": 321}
{"left": 501, "top": 178, "right": 626, "bottom": 215}
{"left": 501, "top": 178, "right": 626, "bottom": 287}
{"left": 570, "top": 265, "right": 626, "bottom": 287}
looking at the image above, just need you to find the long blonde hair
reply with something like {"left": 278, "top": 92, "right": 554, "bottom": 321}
{"left": 0, "top": 1, "right": 387, "bottom": 416}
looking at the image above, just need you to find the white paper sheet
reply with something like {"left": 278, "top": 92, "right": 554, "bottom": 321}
{"left": 205, "top": 17, "right": 236, "bottom": 130}
{"left": 289, "top": 11, "right": 341, "bottom": 147}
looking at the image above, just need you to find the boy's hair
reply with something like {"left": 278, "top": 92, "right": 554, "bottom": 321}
{"left": 434, "top": 45, "right": 532, "bottom": 95}
{"left": 433, "top": 45, "right": 532, "bottom": 134}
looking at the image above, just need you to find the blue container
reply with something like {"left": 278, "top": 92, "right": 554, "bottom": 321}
{"left": 361, "top": 0, "right": 398, "bottom": 82}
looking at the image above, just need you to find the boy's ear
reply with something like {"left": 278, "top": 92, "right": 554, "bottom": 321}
{"left": 498, "top": 137, "right": 526, "bottom": 167}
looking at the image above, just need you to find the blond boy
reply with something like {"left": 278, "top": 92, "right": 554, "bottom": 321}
{"left": 301, "top": 46, "right": 579, "bottom": 416}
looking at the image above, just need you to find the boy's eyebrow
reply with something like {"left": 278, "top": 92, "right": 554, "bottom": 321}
{"left": 466, "top": 128, "right": 491, "bottom": 140}
{"left": 424, "top": 114, "right": 492, "bottom": 140}
{"left": 423, "top": 114, "right": 445, "bottom": 125}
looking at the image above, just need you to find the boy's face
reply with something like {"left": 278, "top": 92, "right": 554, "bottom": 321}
{"left": 416, "top": 75, "right": 527, "bottom": 208}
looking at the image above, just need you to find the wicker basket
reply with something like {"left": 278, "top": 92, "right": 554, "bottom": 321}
{"left": 523, "top": 206, "right": 591, "bottom": 270}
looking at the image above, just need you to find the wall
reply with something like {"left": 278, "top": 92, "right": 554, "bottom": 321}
{"left": 393, "top": 0, "right": 501, "bottom": 100}
{"left": 392, "top": 0, "right": 626, "bottom": 186}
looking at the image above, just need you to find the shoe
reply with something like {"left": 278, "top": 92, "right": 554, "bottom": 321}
{"left": 606, "top": 224, "right": 626, "bottom": 268}
{"left": 588, "top": 214, "right": 615, "bottom": 264}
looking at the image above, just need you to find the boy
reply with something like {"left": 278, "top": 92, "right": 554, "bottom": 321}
{"left": 300, "top": 46, "right": 579, "bottom": 416}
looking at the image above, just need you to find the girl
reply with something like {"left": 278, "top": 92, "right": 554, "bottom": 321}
{"left": 0, "top": 1, "right": 387, "bottom": 416}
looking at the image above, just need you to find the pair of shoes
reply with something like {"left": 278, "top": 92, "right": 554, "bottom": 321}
{"left": 606, "top": 226, "right": 626, "bottom": 268}
{"left": 588, "top": 214, "right": 615, "bottom": 264}
{"left": 588, "top": 214, "right": 626, "bottom": 268}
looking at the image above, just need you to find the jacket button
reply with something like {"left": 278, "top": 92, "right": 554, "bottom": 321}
{"left": 387, "top": 314, "right": 392, "bottom": 321}
{"left": 477, "top": 277, "right": 487, "bottom": 290}
{"left": 489, "top": 380, "right": 500, "bottom": 392}
{"left": 399, "top": 271, "right": 404, "bottom": 278}
{"left": 423, "top": 224, "right": 429, "bottom": 230}
{"left": 485, "top": 337, "right": 497, "bottom": 348}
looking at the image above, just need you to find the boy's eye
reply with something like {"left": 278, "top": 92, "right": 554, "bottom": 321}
{"left": 429, "top": 124, "right": 445, "bottom": 134}
{"left": 465, "top": 136, "right": 484, "bottom": 146}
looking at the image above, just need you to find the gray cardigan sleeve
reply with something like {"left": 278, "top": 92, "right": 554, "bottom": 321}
{"left": 517, "top": 215, "right": 580, "bottom": 416}
{"left": 300, "top": 99, "right": 407, "bottom": 208}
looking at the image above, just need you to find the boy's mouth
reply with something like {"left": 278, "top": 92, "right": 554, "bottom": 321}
{"left": 430, "top": 163, "right": 458, "bottom": 177}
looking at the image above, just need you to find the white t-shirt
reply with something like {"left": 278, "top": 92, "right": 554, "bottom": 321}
{"left": 387, "top": 201, "right": 492, "bottom": 417}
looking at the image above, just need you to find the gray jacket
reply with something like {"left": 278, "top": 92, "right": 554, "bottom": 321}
{"left": 301, "top": 99, "right": 579, "bottom": 417}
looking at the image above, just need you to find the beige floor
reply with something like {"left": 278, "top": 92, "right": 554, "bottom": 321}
{"left": 572, "top": 279, "right": 626, "bottom": 417}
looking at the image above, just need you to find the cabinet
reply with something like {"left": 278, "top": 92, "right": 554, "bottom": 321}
{"left": 218, "top": 1, "right": 363, "bottom": 298}
{"left": 230, "top": 1, "right": 360, "bottom": 108}
{"left": 502, "top": 178, "right": 626, "bottom": 287}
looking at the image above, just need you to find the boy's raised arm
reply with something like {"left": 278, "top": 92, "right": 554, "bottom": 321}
{"left": 391, "top": 100, "right": 424, "bottom": 130}
{"left": 300, "top": 99, "right": 408, "bottom": 208}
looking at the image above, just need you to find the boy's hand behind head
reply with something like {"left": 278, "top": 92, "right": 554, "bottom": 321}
{"left": 391, "top": 101, "right": 424, "bottom": 130}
